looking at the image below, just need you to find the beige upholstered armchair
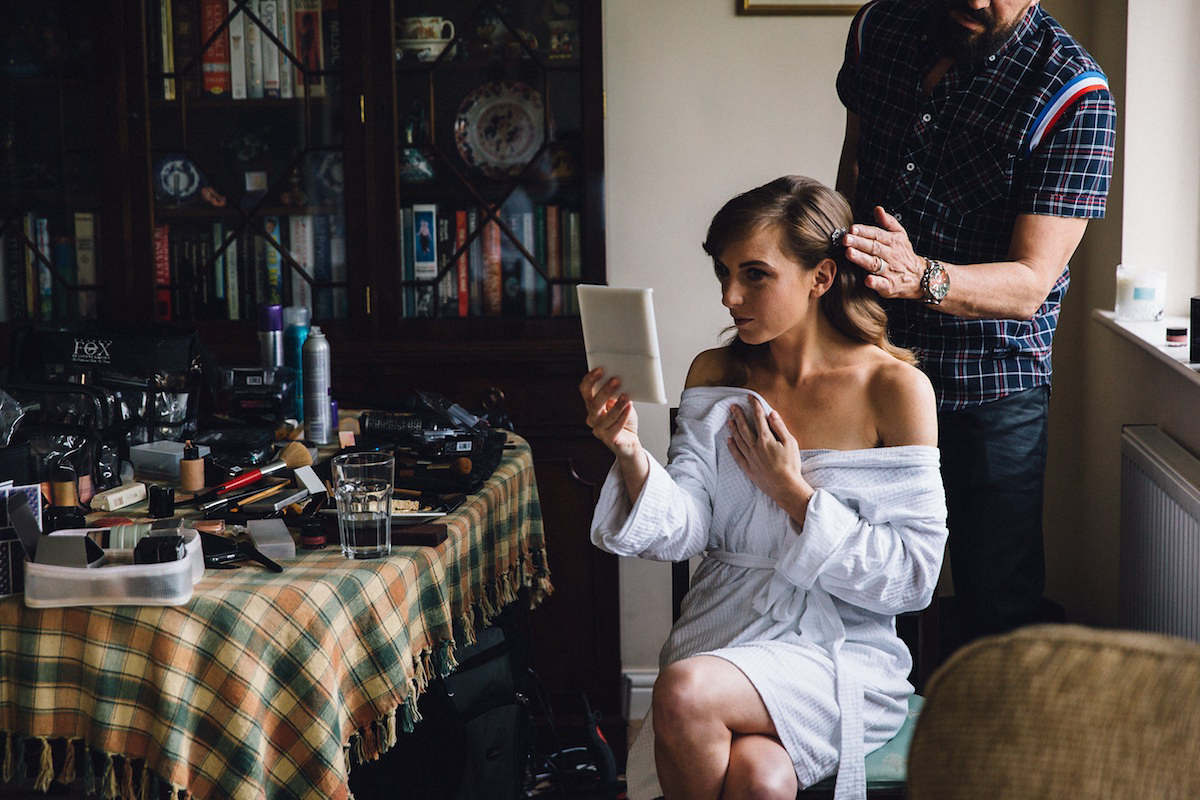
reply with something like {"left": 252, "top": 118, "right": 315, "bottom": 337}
{"left": 906, "top": 624, "right": 1200, "bottom": 799}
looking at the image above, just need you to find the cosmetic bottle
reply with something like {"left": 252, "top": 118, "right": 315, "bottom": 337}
{"left": 283, "top": 305, "right": 311, "bottom": 420}
{"left": 258, "top": 303, "right": 284, "bottom": 370}
{"left": 303, "top": 327, "right": 333, "bottom": 444}
{"left": 179, "top": 440, "right": 206, "bottom": 493}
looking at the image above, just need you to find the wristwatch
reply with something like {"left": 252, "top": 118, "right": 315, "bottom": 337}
{"left": 921, "top": 259, "right": 949, "bottom": 305}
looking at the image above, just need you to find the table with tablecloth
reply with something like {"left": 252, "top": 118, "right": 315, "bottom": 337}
{"left": 0, "top": 433, "right": 551, "bottom": 799}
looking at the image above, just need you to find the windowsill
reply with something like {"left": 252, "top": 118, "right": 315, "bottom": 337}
{"left": 1093, "top": 308, "right": 1200, "bottom": 387}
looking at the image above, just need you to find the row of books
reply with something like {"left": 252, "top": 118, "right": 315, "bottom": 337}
{"left": 1, "top": 212, "right": 98, "bottom": 324}
{"left": 153, "top": 213, "right": 347, "bottom": 322}
{"left": 153, "top": 0, "right": 339, "bottom": 101}
{"left": 401, "top": 203, "right": 584, "bottom": 319}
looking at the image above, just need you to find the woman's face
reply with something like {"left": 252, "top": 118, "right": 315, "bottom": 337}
{"left": 714, "top": 226, "right": 817, "bottom": 346}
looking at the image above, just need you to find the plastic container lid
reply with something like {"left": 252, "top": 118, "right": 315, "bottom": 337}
{"left": 283, "top": 305, "right": 311, "bottom": 330}
{"left": 258, "top": 303, "right": 284, "bottom": 332}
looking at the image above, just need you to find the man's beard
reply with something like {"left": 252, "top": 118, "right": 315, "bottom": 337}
{"left": 934, "top": 2, "right": 1024, "bottom": 62}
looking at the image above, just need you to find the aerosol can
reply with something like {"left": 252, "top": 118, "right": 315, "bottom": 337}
{"left": 303, "top": 326, "right": 332, "bottom": 444}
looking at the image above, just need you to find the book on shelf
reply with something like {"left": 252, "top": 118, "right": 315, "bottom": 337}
{"left": 312, "top": 213, "right": 330, "bottom": 317}
{"left": 292, "top": 0, "right": 324, "bottom": 97}
{"left": 250, "top": 229, "right": 266, "bottom": 308}
{"left": 224, "top": 227, "right": 240, "bottom": 320}
{"left": 172, "top": 0, "right": 202, "bottom": 98}
{"left": 2, "top": 231, "right": 24, "bottom": 323}
{"left": 52, "top": 236, "right": 73, "bottom": 320}
{"left": 437, "top": 214, "right": 456, "bottom": 318}
{"left": 528, "top": 209, "right": 549, "bottom": 316}
{"left": 35, "top": 216, "right": 52, "bottom": 321}
{"left": 329, "top": 212, "right": 347, "bottom": 317}
{"left": 228, "top": 0, "right": 247, "bottom": 99}
{"left": 244, "top": 0, "right": 264, "bottom": 99}
{"left": 322, "top": 0, "right": 340, "bottom": 74}
{"left": 400, "top": 206, "right": 415, "bottom": 317}
{"left": 157, "top": 0, "right": 176, "bottom": 100}
{"left": 260, "top": 0, "right": 282, "bottom": 97}
{"left": 276, "top": 0, "right": 293, "bottom": 98}
{"left": 199, "top": 0, "right": 231, "bottom": 96}
{"left": 288, "top": 214, "right": 314, "bottom": 310}
{"left": 263, "top": 216, "right": 284, "bottom": 305}
{"left": 467, "top": 208, "right": 483, "bottom": 317}
{"left": 411, "top": 203, "right": 437, "bottom": 318}
{"left": 73, "top": 214, "right": 97, "bottom": 319}
{"left": 482, "top": 217, "right": 502, "bottom": 316}
{"left": 564, "top": 209, "right": 582, "bottom": 314}
{"left": 211, "top": 221, "right": 226, "bottom": 308}
{"left": 544, "top": 204, "right": 563, "bottom": 315}
{"left": 154, "top": 223, "right": 172, "bottom": 321}
{"left": 21, "top": 216, "right": 35, "bottom": 321}
{"left": 455, "top": 210, "right": 469, "bottom": 318}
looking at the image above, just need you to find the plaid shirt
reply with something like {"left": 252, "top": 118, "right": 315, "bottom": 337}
{"left": 837, "top": 0, "right": 1116, "bottom": 410}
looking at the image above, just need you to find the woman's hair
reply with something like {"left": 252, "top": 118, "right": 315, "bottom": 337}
{"left": 702, "top": 175, "right": 916, "bottom": 373}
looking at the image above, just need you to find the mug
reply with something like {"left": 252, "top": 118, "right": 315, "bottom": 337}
{"left": 400, "top": 16, "right": 455, "bottom": 41}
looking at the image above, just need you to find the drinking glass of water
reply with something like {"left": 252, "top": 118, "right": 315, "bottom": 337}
{"left": 331, "top": 451, "right": 394, "bottom": 559}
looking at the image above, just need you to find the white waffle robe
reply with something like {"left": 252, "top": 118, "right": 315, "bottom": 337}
{"left": 591, "top": 387, "right": 947, "bottom": 800}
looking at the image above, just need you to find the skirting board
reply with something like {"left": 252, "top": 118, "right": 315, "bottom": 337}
{"left": 623, "top": 669, "right": 658, "bottom": 722}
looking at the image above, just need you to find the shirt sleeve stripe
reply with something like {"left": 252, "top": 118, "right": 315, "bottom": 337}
{"left": 852, "top": 1, "right": 881, "bottom": 61}
{"left": 1025, "top": 70, "right": 1110, "bottom": 154}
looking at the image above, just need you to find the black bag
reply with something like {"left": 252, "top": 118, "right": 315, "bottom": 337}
{"left": 358, "top": 390, "right": 508, "bottom": 494}
{"left": 348, "top": 623, "right": 532, "bottom": 800}
{"left": 2, "top": 382, "right": 124, "bottom": 490}
{"left": 9, "top": 324, "right": 217, "bottom": 449}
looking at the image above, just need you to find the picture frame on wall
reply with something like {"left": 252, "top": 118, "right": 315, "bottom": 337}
{"left": 737, "top": 1, "right": 866, "bottom": 15}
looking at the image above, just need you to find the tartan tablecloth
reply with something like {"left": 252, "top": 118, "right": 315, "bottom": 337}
{"left": 0, "top": 434, "right": 551, "bottom": 800}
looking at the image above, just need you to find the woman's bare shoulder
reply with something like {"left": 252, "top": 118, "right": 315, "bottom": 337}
{"left": 685, "top": 347, "right": 730, "bottom": 388}
{"left": 868, "top": 357, "right": 937, "bottom": 447}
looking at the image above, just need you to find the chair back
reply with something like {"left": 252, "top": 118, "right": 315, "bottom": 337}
{"left": 907, "top": 624, "right": 1200, "bottom": 799}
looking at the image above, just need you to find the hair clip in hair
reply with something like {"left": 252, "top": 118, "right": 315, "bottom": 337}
{"left": 829, "top": 227, "right": 848, "bottom": 247}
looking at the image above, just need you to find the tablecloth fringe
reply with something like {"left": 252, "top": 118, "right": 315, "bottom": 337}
{"left": 0, "top": 734, "right": 190, "bottom": 800}
{"left": 344, "top": 547, "right": 554, "bottom": 770}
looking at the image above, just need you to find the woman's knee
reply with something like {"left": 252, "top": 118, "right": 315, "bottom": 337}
{"left": 724, "top": 735, "right": 797, "bottom": 800}
{"left": 652, "top": 659, "right": 717, "bottom": 732}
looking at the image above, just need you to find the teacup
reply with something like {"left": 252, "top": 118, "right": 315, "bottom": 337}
{"left": 400, "top": 16, "right": 455, "bottom": 41}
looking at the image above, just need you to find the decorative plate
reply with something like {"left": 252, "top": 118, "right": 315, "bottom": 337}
{"left": 454, "top": 80, "right": 545, "bottom": 178}
{"left": 153, "top": 154, "right": 206, "bottom": 203}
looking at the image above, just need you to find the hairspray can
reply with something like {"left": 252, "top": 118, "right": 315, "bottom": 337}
{"left": 303, "top": 326, "right": 333, "bottom": 444}
{"left": 258, "top": 304, "right": 284, "bottom": 370}
{"left": 283, "top": 305, "right": 311, "bottom": 420}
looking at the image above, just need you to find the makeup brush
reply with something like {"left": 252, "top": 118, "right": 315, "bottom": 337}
{"left": 195, "top": 441, "right": 313, "bottom": 504}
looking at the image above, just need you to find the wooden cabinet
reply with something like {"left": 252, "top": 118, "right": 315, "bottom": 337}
{"left": 1, "top": 0, "right": 621, "bottom": 750}
{"left": 0, "top": 2, "right": 122, "bottom": 327}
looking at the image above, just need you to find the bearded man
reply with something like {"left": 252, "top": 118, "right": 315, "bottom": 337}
{"left": 833, "top": 0, "right": 1116, "bottom": 645}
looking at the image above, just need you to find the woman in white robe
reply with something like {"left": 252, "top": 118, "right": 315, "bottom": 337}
{"left": 580, "top": 176, "right": 947, "bottom": 800}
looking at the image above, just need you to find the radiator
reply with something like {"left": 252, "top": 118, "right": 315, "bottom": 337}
{"left": 1119, "top": 425, "right": 1200, "bottom": 640}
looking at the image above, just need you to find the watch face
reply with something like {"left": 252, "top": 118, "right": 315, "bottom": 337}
{"left": 930, "top": 271, "right": 949, "bottom": 299}
{"left": 924, "top": 261, "right": 949, "bottom": 303}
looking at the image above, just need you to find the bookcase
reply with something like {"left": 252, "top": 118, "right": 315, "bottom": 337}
{"left": 1, "top": 0, "right": 622, "bottom": 756}
{"left": 0, "top": 2, "right": 121, "bottom": 327}
{"left": 135, "top": 0, "right": 351, "bottom": 328}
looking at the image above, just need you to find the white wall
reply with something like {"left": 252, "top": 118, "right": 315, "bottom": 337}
{"left": 1120, "top": 0, "right": 1200, "bottom": 308}
{"left": 600, "top": 0, "right": 1185, "bottom": 680}
{"left": 602, "top": 0, "right": 853, "bottom": 671}
{"left": 1066, "top": 0, "right": 1200, "bottom": 627}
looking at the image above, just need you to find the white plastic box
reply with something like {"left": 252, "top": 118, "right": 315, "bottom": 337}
{"left": 23, "top": 528, "right": 204, "bottom": 608}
